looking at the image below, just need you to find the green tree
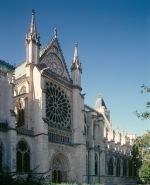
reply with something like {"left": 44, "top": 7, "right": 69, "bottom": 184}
{"left": 139, "top": 154, "right": 150, "bottom": 183}
{"left": 131, "top": 131, "right": 150, "bottom": 183}
{"left": 133, "top": 85, "right": 150, "bottom": 183}
{"left": 135, "top": 85, "right": 150, "bottom": 120}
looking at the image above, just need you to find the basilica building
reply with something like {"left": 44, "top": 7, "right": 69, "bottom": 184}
{"left": 0, "top": 11, "right": 136, "bottom": 184}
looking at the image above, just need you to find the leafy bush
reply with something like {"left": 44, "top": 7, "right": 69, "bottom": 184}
{"left": 139, "top": 158, "right": 150, "bottom": 183}
{"left": 0, "top": 171, "right": 42, "bottom": 185}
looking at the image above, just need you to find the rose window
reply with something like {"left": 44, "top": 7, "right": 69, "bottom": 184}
{"left": 46, "top": 82, "right": 71, "bottom": 130}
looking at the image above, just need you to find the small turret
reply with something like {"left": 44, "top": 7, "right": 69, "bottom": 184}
{"left": 26, "top": 9, "right": 40, "bottom": 64}
{"left": 71, "top": 43, "right": 82, "bottom": 87}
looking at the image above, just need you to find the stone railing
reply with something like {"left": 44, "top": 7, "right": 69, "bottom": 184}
{"left": 0, "top": 122, "right": 8, "bottom": 132}
{"left": 17, "top": 127, "right": 34, "bottom": 136}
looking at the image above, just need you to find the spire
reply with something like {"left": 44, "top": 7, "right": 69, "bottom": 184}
{"left": 30, "top": 9, "right": 36, "bottom": 33}
{"left": 95, "top": 94, "right": 103, "bottom": 110}
{"left": 71, "top": 43, "right": 82, "bottom": 72}
{"left": 54, "top": 28, "right": 58, "bottom": 38}
{"left": 26, "top": 10, "right": 40, "bottom": 64}
{"left": 26, "top": 9, "right": 40, "bottom": 45}
{"left": 73, "top": 42, "right": 79, "bottom": 62}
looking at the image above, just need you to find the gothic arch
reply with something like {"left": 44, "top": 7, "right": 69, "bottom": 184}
{"left": 51, "top": 153, "right": 70, "bottom": 183}
{"left": 19, "top": 86, "right": 26, "bottom": 95}
{"left": 0, "top": 140, "right": 3, "bottom": 172}
{"left": 16, "top": 140, "right": 30, "bottom": 173}
{"left": 108, "top": 157, "right": 114, "bottom": 176}
{"left": 129, "top": 159, "right": 133, "bottom": 176}
{"left": 116, "top": 158, "right": 121, "bottom": 176}
{"left": 123, "top": 158, "right": 127, "bottom": 176}
{"left": 86, "top": 152, "right": 88, "bottom": 176}
{"left": 95, "top": 153, "right": 98, "bottom": 176}
{"left": 15, "top": 98, "right": 25, "bottom": 127}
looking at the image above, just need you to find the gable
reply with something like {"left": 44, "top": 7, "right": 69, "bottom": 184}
{"left": 0, "top": 60, "right": 14, "bottom": 74}
{"left": 40, "top": 38, "right": 70, "bottom": 81}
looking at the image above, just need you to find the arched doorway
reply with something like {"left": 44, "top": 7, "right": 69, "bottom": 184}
{"left": 51, "top": 153, "right": 69, "bottom": 183}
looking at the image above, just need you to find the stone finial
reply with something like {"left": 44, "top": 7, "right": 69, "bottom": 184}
{"left": 95, "top": 94, "right": 102, "bottom": 109}
{"left": 54, "top": 28, "right": 58, "bottom": 38}
{"left": 26, "top": 9, "right": 40, "bottom": 45}
{"left": 30, "top": 9, "right": 36, "bottom": 33}
{"left": 71, "top": 42, "right": 82, "bottom": 72}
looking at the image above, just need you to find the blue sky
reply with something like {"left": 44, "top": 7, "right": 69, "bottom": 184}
{"left": 0, "top": 0, "right": 149, "bottom": 135}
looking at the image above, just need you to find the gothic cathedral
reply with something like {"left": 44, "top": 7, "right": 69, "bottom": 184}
{"left": 0, "top": 11, "right": 136, "bottom": 184}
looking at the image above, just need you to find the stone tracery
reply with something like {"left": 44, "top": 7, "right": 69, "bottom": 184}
{"left": 46, "top": 82, "right": 71, "bottom": 130}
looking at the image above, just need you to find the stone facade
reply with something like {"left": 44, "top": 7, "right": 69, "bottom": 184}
{"left": 0, "top": 11, "right": 137, "bottom": 184}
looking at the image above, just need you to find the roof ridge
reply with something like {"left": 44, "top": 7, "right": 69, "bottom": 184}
{"left": 0, "top": 59, "right": 15, "bottom": 70}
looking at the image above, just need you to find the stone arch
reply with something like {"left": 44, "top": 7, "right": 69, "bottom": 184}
{"left": 116, "top": 158, "right": 121, "bottom": 176}
{"left": 51, "top": 153, "right": 70, "bottom": 183}
{"left": 0, "top": 140, "right": 3, "bottom": 172}
{"left": 95, "top": 152, "right": 98, "bottom": 176}
{"left": 14, "top": 88, "right": 18, "bottom": 96}
{"left": 15, "top": 98, "right": 25, "bottom": 127}
{"left": 86, "top": 152, "right": 88, "bottom": 176}
{"left": 108, "top": 157, "right": 114, "bottom": 176}
{"left": 123, "top": 158, "right": 127, "bottom": 176}
{"left": 19, "top": 86, "right": 26, "bottom": 95}
{"left": 129, "top": 159, "right": 133, "bottom": 176}
{"left": 16, "top": 140, "right": 30, "bottom": 173}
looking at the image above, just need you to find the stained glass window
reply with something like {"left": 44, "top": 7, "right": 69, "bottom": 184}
{"left": 16, "top": 141, "right": 30, "bottom": 173}
{"left": 46, "top": 82, "right": 71, "bottom": 130}
{"left": 0, "top": 144, "right": 3, "bottom": 172}
{"left": 108, "top": 158, "right": 113, "bottom": 175}
{"left": 95, "top": 153, "right": 98, "bottom": 176}
{"left": 116, "top": 158, "right": 120, "bottom": 176}
{"left": 123, "top": 159, "right": 127, "bottom": 176}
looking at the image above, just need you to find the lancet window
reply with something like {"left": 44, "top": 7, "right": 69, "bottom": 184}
{"left": 19, "top": 86, "right": 26, "bottom": 95}
{"left": 123, "top": 159, "right": 127, "bottom": 176}
{"left": 16, "top": 141, "right": 30, "bottom": 173}
{"left": 129, "top": 159, "right": 133, "bottom": 176}
{"left": 0, "top": 142, "right": 3, "bottom": 172}
{"left": 95, "top": 153, "right": 98, "bottom": 176}
{"left": 108, "top": 158, "right": 114, "bottom": 175}
{"left": 15, "top": 99, "right": 25, "bottom": 127}
{"left": 116, "top": 158, "right": 120, "bottom": 176}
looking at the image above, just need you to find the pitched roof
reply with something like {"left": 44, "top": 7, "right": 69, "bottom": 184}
{"left": 0, "top": 59, "right": 15, "bottom": 73}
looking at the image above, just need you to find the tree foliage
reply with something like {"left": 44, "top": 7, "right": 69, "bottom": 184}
{"left": 139, "top": 155, "right": 150, "bottom": 183}
{"left": 135, "top": 85, "right": 150, "bottom": 120}
{"left": 131, "top": 131, "right": 150, "bottom": 183}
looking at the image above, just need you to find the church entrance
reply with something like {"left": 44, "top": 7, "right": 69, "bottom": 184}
{"left": 52, "top": 153, "right": 69, "bottom": 183}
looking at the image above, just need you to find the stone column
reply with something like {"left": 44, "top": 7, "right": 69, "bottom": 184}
{"left": 6, "top": 78, "right": 17, "bottom": 172}
{"left": 127, "top": 159, "right": 129, "bottom": 177}
{"left": 89, "top": 147, "right": 95, "bottom": 184}
{"left": 33, "top": 80, "right": 49, "bottom": 174}
{"left": 6, "top": 130, "right": 16, "bottom": 172}
{"left": 120, "top": 158, "right": 123, "bottom": 177}
{"left": 113, "top": 157, "right": 116, "bottom": 176}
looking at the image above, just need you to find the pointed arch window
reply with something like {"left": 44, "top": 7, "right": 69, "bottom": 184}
{"left": 106, "top": 128, "right": 108, "bottom": 139}
{"left": 15, "top": 99, "right": 25, "bottom": 127}
{"left": 108, "top": 158, "right": 113, "bottom": 175}
{"left": 123, "top": 159, "right": 127, "bottom": 176}
{"left": 116, "top": 158, "right": 120, "bottom": 176}
{"left": 95, "top": 153, "right": 98, "bottom": 176}
{"left": 16, "top": 141, "right": 30, "bottom": 173}
{"left": 19, "top": 86, "right": 26, "bottom": 95}
{"left": 0, "top": 143, "right": 3, "bottom": 172}
{"left": 129, "top": 160, "right": 133, "bottom": 176}
{"left": 86, "top": 153, "right": 88, "bottom": 176}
